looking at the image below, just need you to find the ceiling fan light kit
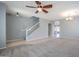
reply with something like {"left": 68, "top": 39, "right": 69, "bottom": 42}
{"left": 37, "top": 8, "right": 42, "bottom": 12}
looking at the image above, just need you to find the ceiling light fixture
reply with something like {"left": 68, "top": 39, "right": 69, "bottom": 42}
{"left": 65, "top": 16, "right": 73, "bottom": 21}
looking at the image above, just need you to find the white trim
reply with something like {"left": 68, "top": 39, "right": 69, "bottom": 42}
{"left": 26, "top": 38, "right": 49, "bottom": 44}
{"left": 0, "top": 47, "right": 6, "bottom": 49}
{"left": 7, "top": 39, "right": 23, "bottom": 43}
{"left": 26, "top": 36, "right": 48, "bottom": 41}
{"left": 60, "top": 37, "right": 79, "bottom": 40}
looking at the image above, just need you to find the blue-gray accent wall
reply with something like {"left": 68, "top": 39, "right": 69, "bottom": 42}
{"left": 0, "top": 2, "right": 6, "bottom": 48}
{"left": 6, "top": 15, "right": 39, "bottom": 41}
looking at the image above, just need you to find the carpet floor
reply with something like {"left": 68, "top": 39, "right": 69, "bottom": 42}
{"left": 0, "top": 38, "right": 79, "bottom": 57}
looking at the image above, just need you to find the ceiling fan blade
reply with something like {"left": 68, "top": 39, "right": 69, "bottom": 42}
{"left": 35, "top": 1, "right": 41, "bottom": 5}
{"left": 43, "top": 4, "right": 52, "bottom": 8}
{"left": 35, "top": 10, "right": 39, "bottom": 13}
{"left": 42, "top": 9, "right": 48, "bottom": 13}
{"left": 26, "top": 5, "right": 37, "bottom": 8}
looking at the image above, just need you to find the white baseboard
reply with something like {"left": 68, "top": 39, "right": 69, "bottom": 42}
{"left": 0, "top": 47, "right": 6, "bottom": 50}
{"left": 7, "top": 39, "right": 23, "bottom": 43}
{"left": 60, "top": 37, "right": 79, "bottom": 40}
{"left": 26, "top": 36, "right": 48, "bottom": 41}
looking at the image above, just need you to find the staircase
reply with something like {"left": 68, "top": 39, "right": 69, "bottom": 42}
{"left": 25, "top": 19, "right": 49, "bottom": 41}
{"left": 26, "top": 22, "right": 40, "bottom": 36}
{"left": 26, "top": 22, "right": 40, "bottom": 40}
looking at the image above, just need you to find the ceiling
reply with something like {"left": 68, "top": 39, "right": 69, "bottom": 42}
{"left": 1, "top": 1, "right": 79, "bottom": 20}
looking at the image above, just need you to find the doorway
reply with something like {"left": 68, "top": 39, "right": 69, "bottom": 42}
{"left": 48, "top": 21, "right": 60, "bottom": 39}
{"left": 48, "top": 23, "right": 52, "bottom": 37}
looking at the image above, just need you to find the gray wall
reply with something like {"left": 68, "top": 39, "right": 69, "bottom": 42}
{"left": 6, "top": 15, "right": 39, "bottom": 41}
{"left": 0, "top": 3, "right": 6, "bottom": 48}
{"left": 60, "top": 17, "right": 79, "bottom": 39}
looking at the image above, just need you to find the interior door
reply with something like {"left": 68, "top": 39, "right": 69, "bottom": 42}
{"left": 48, "top": 23, "right": 52, "bottom": 37}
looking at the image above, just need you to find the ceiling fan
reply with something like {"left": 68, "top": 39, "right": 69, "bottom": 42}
{"left": 26, "top": 1, "right": 53, "bottom": 13}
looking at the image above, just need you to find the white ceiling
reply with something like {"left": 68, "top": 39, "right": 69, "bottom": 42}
{"left": 1, "top": 1, "right": 79, "bottom": 20}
